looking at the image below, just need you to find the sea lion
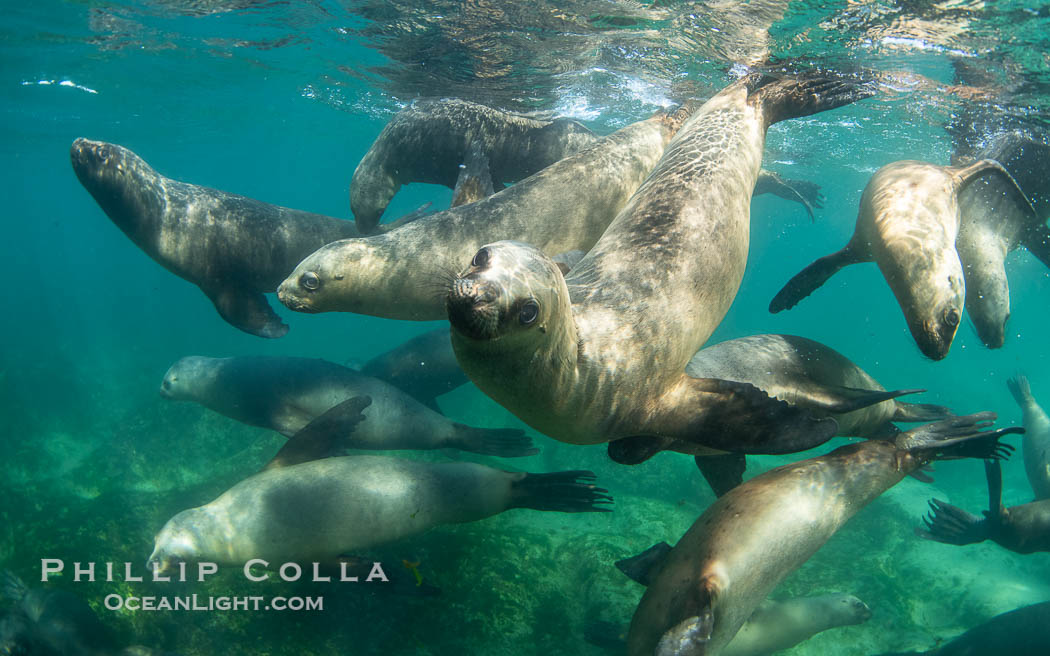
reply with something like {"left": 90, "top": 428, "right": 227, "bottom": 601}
{"left": 278, "top": 108, "right": 688, "bottom": 320}
{"left": 360, "top": 328, "right": 469, "bottom": 414}
{"left": 753, "top": 170, "right": 824, "bottom": 220}
{"left": 586, "top": 594, "right": 871, "bottom": 656}
{"left": 70, "top": 139, "right": 416, "bottom": 338}
{"left": 349, "top": 98, "right": 599, "bottom": 232}
{"left": 446, "top": 74, "right": 878, "bottom": 454}
{"left": 1008, "top": 374, "right": 1050, "bottom": 500}
{"left": 624, "top": 414, "right": 1018, "bottom": 656}
{"left": 147, "top": 455, "right": 612, "bottom": 572}
{"left": 769, "top": 158, "right": 1032, "bottom": 360}
{"left": 160, "top": 355, "right": 536, "bottom": 457}
{"left": 918, "top": 459, "right": 1050, "bottom": 554}
{"left": 955, "top": 132, "right": 1047, "bottom": 348}
{"left": 872, "top": 600, "right": 1050, "bottom": 655}
{"left": 656, "top": 334, "right": 952, "bottom": 495}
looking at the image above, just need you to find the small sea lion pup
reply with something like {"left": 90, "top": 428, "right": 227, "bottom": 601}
{"left": 349, "top": 98, "right": 600, "bottom": 232}
{"left": 147, "top": 453, "right": 612, "bottom": 572}
{"left": 659, "top": 334, "right": 952, "bottom": 495}
{"left": 447, "top": 73, "right": 877, "bottom": 454}
{"left": 955, "top": 132, "right": 1050, "bottom": 348}
{"left": 1008, "top": 374, "right": 1050, "bottom": 500}
{"left": 624, "top": 414, "right": 1019, "bottom": 656}
{"left": 917, "top": 459, "right": 1050, "bottom": 555}
{"left": 278, "top": 106, "right": 690, "bottom": 320}
{"left": 872, "top": 600, "right": 1050, "bottom": 656}
{"left": 769, "top": 158, "right": 1034, "bottom": 360}
{"left": 160, "top": 355, "right": 535, "bottom": 457}
{"left": 69, "top": 139, "right": 416, "bottom": 338}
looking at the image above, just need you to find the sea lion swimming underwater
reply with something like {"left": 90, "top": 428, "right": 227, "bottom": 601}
{"left": 872, "top": 600, "right": 1050, "bottom": 655}
{"left": 70, "top": 139, "right": 417, "bottom": 338}
{"left": 624, "top": 414, "right": 1019, "bottom": 656}
{"left": 160, "top": 355, "right": 536, "bottom": 457}
{"left": 770, "top": 158, "right": 1034, "bottom": 360}
{"left": 446, "top": 73, "right": 880, "bottom": 454}
{"left": 1008, "top": 374, "right": 1050, "bottom": 500}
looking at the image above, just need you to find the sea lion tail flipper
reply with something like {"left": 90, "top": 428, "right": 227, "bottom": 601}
{"left": 449, "top": 424, "right": 538, "bottom": 457}
{"left": 607, "top": 436, "right": 676, "bottom": 464}
{"left": 893, "top": 401, "right": 956, "bottom": 423}
{"left": 694, "top": 453, "right": 747, "bottom": 497}
{"left": 261, "top": 396, "right": 372, "bottom": 471}
{"left": 915, "top": 498, "right": 989, "bottom": 546}
{"left": 750, "top": 74, "right": 875, "bottom": 125}
{"left": 896, "top": 412, "right": 1022, "bottom": 461}
{"left": 508, "top": 470, "right": 613, "bottom": 513}
{"left": 769, "top": 246, "right": 863, "bottom": 313}
{"left": 677, "top": 377, "right": 838, "bottom": 455}
{"left": 204, "top": 285, "right": 289, "bottom": 339}
{"left": 656, "top": 579, "right": 715, "bottom": 656}
{"left": 584, "top": 620, "right": 628, "bottom": 651}
{"left": 451, "top": 139, "right": 495, "bottom": 207}
{"left": 615, "top": 542, "right": 673, "bottom": 586}
{"left": 1007, "top": 374, "right": 1032, "bottom": 406}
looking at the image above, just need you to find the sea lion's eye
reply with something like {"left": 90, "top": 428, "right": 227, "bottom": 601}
{"left": 472, "top": 248, "right": 490, "bottom": 268}
{"left": 300, "top": 272, "right": 321, "bottom": 291}
{"left": 944, "top": 307, "right": 960, "bottom": 327}
{"left": 519, "top": 300, "right": 539, "bottom": 325}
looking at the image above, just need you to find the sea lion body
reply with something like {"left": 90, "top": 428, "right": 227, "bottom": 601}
{"left": 360, "top": 329, "right": 468, "bottom": 413}
{"left": 70, "top": 139, "right": 405, "bottom": 339}
{"left": 147, "top": 456, "right": 611, "bottom": 570}
{"left": 1008, "top": 375, "right": 1050, "bottom": 500}
{"left": 160, "top": 355, "right": 534, "bottom": 457}
{"left": 278, "top": 111, "right": 681, "bottom": 320}
{"left": 873, "top": 601, "right": 1050, "bottom": 655}
{"left": 626, "top": 416, "right": 1016, "bottom": 656}
{"left": 721, "top": 594, "right": 871, "bottom": 656}
{"left": 448, "top": 75, "right": 872, "bottom": 454}
{"left": 350, "top": 98, "right": 598, "bottom": 232}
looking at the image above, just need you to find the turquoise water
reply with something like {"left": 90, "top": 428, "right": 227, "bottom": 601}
{"left": 2, "top": 1, "right": 1050, "bottom": 654}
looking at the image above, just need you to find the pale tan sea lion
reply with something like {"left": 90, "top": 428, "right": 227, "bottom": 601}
{"left": 279, "top": 108, "right": 689, "bottom": 320}
{"left": 1008, "top": 375, "right": 1050, "bottom": 500}
{"left": 769, "top": 158, "right": 1032, "bottom": 360}
{"left": 446, "top": 74, "right": 877, "bottom": 454}
{"left": 625, "top": 414, "right": 1018, "bottom": 656}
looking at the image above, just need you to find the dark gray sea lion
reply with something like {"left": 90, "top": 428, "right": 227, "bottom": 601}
{"left": 446, "top": 74, "right": 878, "bottom": 454}
{"left": 279, "top": 108, "right": 689, "bottom": 320}
{"left": 918, "top": 459, "right": 1050, "bottom": 554}
{"left": 624, "top": 414, "right": 1018, "bottom": 656}
{"left": 147, "top": 455, "right": 611, "bottom": 571}
{"left": 349, "top": 98, "right": 599, "bottom": 232}
{"left": 1008, "top": 374, "right": 1050, "bottom": 500}
{"left": 769, "top": 159, "right": 1032, "bottom": 360}
{"left": 872, "top": 600, "right": 1050, "bottom": 656}
{"left": 360, "top": 328, "right": 468, "bottom": 414}
{"left": 160, "top": 355, "right": 536, "bottom": 457}
{"left": 753, "top": 170, "right": 824, "bottom": 220}
{"left": 955, "top": 133, "right": 1048, "bottom": 348}
{"left": 665, "top": 334, "right": 952, "bottom": 494}
{"left": 69, "top": 139, "right": 415, "bottom": 338}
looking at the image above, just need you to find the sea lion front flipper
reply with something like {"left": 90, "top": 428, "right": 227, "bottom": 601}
{"left": 615, "top": 542, "right": 673, "bottom": 586}
{"left": 952, "top": 159, "right": 1039, "bottom": 219}
{"left": 451, "top": 139, "right": 495, "bottom": 207}
{"left": 376, "top": 202, "right": 434, "bottom": 233}
{"left": 261, "top": 396, "right": 372, "bottom": 471}
{"left": 754, "top": 169, "right": 821, "bottom": 221}
{"left": 607, "top": 435, "right": 676, "bottom": 464}
{"left": 656, "top": 578, "right": 716, "bottom": 656}
{"left": 769, "top": 245, "right": 865, "bottom": 313}
{"left": 203, "top": 284, "right": 289, "bottom": 339}
{"left": 694, "top": 453, "right": 747, "bottom": 497}
{"left": 804, "top": 385, "right": 925, "bottom": 414}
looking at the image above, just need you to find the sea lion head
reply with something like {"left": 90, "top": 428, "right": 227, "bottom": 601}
{"left": 160, "top": 356, "right": 219, "bottom": 400}
{"left": 894, "top": 265, "right": 964, "bottom": 361}
{"left": 148, "top": 508, "right": 209, "bottom": 574}
{"left": 819, "top": 593, "right": 873, "bottom": 625}
{"left": 70, "top": 138, "right": 164, "bottom": 234}
{"left": 278, "top": 239, "right": 384, "bottom": 314}
{"left": 445, "top": 240, "right": 570, "bottom": 346}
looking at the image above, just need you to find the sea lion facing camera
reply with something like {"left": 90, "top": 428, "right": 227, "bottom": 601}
{"left": 447, "top": 74, "right": 878, "bottom": 455}
{"left": 70, "top": 139, "right": 416, "bottom": 338}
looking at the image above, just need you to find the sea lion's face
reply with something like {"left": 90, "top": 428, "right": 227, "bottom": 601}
{"left": 446, "top": 241, "right": 563, "bottom": 343}
{"left": 147, "top": 509, "right": 206, "bottom": 574}
{"left": 278, "top": 240, "right": 376, "bottom": 314}
{"left": 159, "top": 356, "right": 216, "bottom": 400}
{"left": 891, "top": 261, "right": 964, "bottom": 361}
{"left": 70, "top": 139, "right": 161, "bottom": 231}
{"left": 823, "top": 593, "right": 874, "bottom": 625}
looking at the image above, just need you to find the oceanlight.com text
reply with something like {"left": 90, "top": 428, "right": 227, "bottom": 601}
{"left": 104, "top": 593, "right": 323, "bottom": 612}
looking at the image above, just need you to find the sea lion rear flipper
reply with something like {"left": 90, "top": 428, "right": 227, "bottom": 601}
{"left": 261, "top": 396, "right": 372, "bottom": 471}
{"left": 451, "top": 139, "right": 495, "bottom": 207}
{"left": 915, "top": 498, "right": 989, "bottom": 546}
{"left": 607, "top": 436, "right": 676, "bottom": 464}
{"left": 615, "top": 542, "right": 673, "bottom": 586}
{"left": 896, "top": 413, "right": 1021, "bottom": 461}
{"left": 448, "top": 423, "right": 538, "bottom": 457}
{"left": 1006, "top": 374, "right": 1032, "bottom": 406}
{"left": 694, "top": 453, "right": 746, "bottom": 497}
{"left": 754, "top": 169, "right": 822, "bottom": 221}
{"left": 1021, "top": 223, "right": 1050, "bottom": 271}
{"left": 657, "top": 579, "right": 716, "bottom": 656}
{"left": 750, "top": 74, "right": 875, "bottom": 125}
{"left": 676, "top": 377, "right": 838, "bottom": 455}
{"left": 893, "top": 401, "right": 956, "bottom": 423}
{"left": 769, "top": 246, "right": 865, "bottom": 313}
{"left": 204, "top": 285, "right": 288, "bottom": 339}
{"left": 508, "top": 470, "right": 613, "bottom": 513}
